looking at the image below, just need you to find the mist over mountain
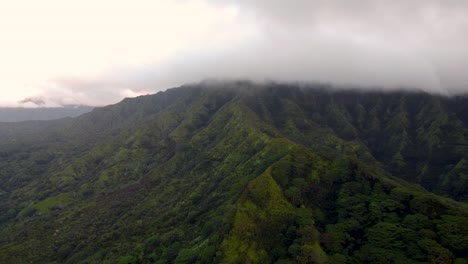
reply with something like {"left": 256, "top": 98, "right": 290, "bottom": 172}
{"left": 0, "top": 81, "right": 467, "bottom": 263}
{"left": 0, "top": 106, "right": 93, "bottom": 122}
{"left": 2, "top": 1, "right": 468, "bottom": 107}
{"left": 1, "top": 1, "right": 467, "bottom": 263}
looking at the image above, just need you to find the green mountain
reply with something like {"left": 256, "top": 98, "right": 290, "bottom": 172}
{"left": 0, "top": 81, "right": 467, "bottom": 263}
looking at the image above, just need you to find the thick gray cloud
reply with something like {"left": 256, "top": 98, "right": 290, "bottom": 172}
{"left": 125, "top": 0, "right": 468, "bottom": 93}
{"left": 24, "top": 0, "right": 468, "bottom": 106}
{"left": 197, "top": 0, "right": 468, "bottom": 93}
{"left": 221, "top": 0, "right": 468, "bottom": 92}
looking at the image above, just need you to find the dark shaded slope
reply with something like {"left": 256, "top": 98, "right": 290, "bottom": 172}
{"left": 239, "top": 85, "right": 468, "bottom": 201}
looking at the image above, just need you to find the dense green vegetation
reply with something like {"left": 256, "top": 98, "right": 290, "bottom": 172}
{"left": 0, "top": 81, "right": 467, "bottom": 263}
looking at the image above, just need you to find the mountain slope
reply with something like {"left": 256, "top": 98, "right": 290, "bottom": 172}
{"left": 0, "top": 82, "right": 467, "bottom": 263}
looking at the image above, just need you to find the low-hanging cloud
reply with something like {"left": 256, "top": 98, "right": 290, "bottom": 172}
{"left": 168, "top": 0, "right": 468, "bottom": 93}
{"left": 14, "top": 0, "right": 468, "bottom": 106}
{"left": 222, "top": 0, "right": 468, "bottom": 92}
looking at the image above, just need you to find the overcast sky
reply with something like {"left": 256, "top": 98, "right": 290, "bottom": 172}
{"left": 1, "top": 0, "right": 467, "bottom": 107}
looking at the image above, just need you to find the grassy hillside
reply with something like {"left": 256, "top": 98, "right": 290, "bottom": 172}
{"left": 0, "top": 82, "right": 467, "bottom": 263}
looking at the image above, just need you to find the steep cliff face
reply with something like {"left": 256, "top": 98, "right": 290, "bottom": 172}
{"left": 0, "top": 82, "right": 467, "bottom": 263}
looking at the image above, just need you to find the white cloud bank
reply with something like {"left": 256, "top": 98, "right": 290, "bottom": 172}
{"left": 1, "top": 0, "right": 467, "bottom": 106}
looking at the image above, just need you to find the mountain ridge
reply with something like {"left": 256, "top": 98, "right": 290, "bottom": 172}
{"left": 0, "top": 82, "right": 467, "bottom": 263}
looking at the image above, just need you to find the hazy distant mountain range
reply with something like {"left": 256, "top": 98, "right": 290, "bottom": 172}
{"left": 0, "top": 81, "right": 467, "bottom": 263}
{"left": 0, "top": 106, "right": 93, "bottom": 122}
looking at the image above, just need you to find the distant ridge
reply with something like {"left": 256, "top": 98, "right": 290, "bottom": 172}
{"left": 0, "top": 106, "right": 94, "bottom": 122}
